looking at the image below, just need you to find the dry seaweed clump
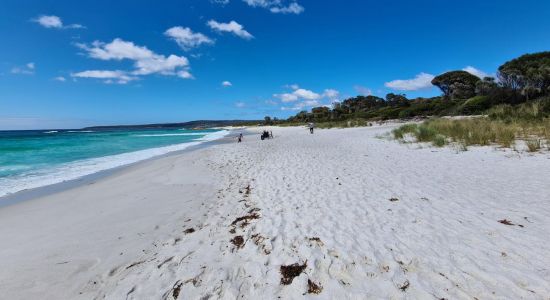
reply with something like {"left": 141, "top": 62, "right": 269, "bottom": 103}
{"left": 230, "top": 213, "right": 260, "bottom": 230}
{"left": 280, "top": 261, "right": 307, "bottom": 285}
{"left": 230, "top": 235, "right": 245, "bottom": 249}
{"left": 307, "top": 279, "right": 323, "bottom": 294}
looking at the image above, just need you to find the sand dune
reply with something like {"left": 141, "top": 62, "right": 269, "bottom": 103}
{"left": 1, "top": 125, "right": 549, "bottom": 299}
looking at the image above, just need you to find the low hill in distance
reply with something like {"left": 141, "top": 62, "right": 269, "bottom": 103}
{"left": 83, "top": 120, "right": 261, "bottom": 130}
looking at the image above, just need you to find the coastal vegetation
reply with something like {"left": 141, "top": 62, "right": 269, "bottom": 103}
{"left": 271, "top": 51, "right": 550, "bottom": 150}
{"left": 278, "top": 51, "right": 550, "bottom": 124}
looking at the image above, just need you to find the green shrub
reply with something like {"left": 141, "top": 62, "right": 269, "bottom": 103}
{"left": 433, "top": 134, "right": 447, "bottom": 147}
{"left": 459, "top": 96, "right": 491, "bottom": 114}
{"left": 375, "top": 107, "right": 402, "bottom": 120}
{"left": 392, "top": 123, "right": 417, "bottom": 139}
{"left": 526, "top": 139, "right": 541, "bottom": 152}
{"left": 416, "top": 125, "right": 437, "bottom": 142}
{"left": 489, "top": 99, "right": 550, "bottom": 122}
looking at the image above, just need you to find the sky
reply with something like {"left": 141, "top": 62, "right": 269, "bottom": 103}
{"left": 1, "top": 0, "right": 550, "bottom": 129}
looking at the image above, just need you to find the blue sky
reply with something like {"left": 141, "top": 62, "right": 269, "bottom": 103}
{"left": 1, "top": 0, "right": 550, "bottom": 129}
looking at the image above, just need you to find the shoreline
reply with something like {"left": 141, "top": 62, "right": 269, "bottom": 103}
{"left": 0, "top": 129, "right": 239, "bottom": 208}
{"left": 1, "top": 125, "right": 548, "bottom": 299}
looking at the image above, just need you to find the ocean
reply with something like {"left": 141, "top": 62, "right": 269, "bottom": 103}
{"left": 0, "top": 128, "right": 228, "bottom": 197}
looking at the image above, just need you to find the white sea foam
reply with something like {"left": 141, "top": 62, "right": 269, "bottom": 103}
{"left": 0, "top": 130, "right": 229, "bottom": 197}
{"left": 43, "top": 131, "right": 58, "bottom": 134}
{"left": 134, "top": 132, "right": 206, "bottom": 137}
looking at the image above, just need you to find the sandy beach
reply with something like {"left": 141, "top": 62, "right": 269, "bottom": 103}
{"left": 1, "top": 124, "right": 549, "bottom": 299}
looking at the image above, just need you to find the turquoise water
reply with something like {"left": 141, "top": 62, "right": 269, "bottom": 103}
{"left": 0, "top": 128, "right": 227, "bottom": 197}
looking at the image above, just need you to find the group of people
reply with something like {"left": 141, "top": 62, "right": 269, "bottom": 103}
{"left": 237, "top": 123, "right": 313, "bottom": 143}
{"left": 260, "top": 130, "right": 273, "bottom": 140}
{"left": 236, "top": 130, "right": 273, "bottom": 143}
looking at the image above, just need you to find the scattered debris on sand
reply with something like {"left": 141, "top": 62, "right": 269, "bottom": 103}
{"left": 251, "top": 234, "right": 271, "bottom": 254}
{"left": 171, "top": 281, "right": 183, "bottom": 299}
{"left": 389, "top": 197, "right": 399, "bottom": 202}
{"left": 280, "top": 261, "right": 308, "bottom": 285}
{"left": 308, "top": 237, "right": 324, "bottom": 246}
{"left": 498, "top": 219, "right": 523, "bottom": 228}
{"left": 231, "top": 213, "right": 260, "bottom": 229}
{"left": 157, "top": 256, "right": 174, "bottom": 269}
{"left": 183, "top": 228, "right": 195, "bottom": 234}
{"left": 498, "top": 219, "right": 514, "bottom": 225}
{"left": 399, "top": 279, "right": 410, "bottom": 291}
{"left": 307, "top": 279, "right": 323, "bottom": 294}
{"left": 498, "top": 219, "right": 524, "bottom": 227}
{"left": 230, "top": 236, "right": 245, "bottom": 249}
{"left": 239, "top": 185, "right": 251, "bottom": 196}
{"left": 248, "top": 207, "right": 261, "bottom": 214}
{"left": 126, "top": 260, "right": 145, "bottom": 270}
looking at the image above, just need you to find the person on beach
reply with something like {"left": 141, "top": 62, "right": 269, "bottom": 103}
{"left": 269, "top": 131, "right": 273, "bottom": 139}
{"left": 237, "top": 133, "right": 243, "bottom": 143}
{"left": 308, "top": 122, "right": 314, "bottom": 134}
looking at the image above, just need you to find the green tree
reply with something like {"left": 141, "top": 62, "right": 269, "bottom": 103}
{"left": 311, "top": 106, "right": 330, "bottom": 121}
{"left": 386, "top": 93, "right": 409, "bottom": 107}
{"left": 431, "top": 71, "right": 481, "bottom": 99}
{"left": 475, "top": 76, "right": 498, "bottom": 96}
{"left": 498, "top": 51, "right": 550, "bottom": 100}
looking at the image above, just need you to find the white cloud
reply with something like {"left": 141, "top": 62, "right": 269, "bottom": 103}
{"left": 354, "top": 85, "right": 372, "bottom": 96}
{"left": 222, "top": 80, "right": 232, "bottom": 87}
{"left": 75, "top": 38, "right": 192, "bottom": 82}
{"left": 71, "top": 70, "right": 136, "bottom": 84}
{"left": 323, "top": 88, "right": 340, "bottom": 100}
{"left": 243, "top": 0, "right": 270, "bottom": 7}
{"left": 384, "top": 72, "right": 434, "bottom": 91}
{"left": 34, "top": 15, "right": 62, "bottom": 28}
{"left": 165, "top": 26, "right": 214, "bottom": 50}
{"left": 235, "top": 101, "right": 246, "bottom": 108}
{"left": 207, "top": 20, "right": 253, "bottom": 40}
{"left": 33, "top": 15, "right": 84, "bottom": 29}
{"left": 270, "top": 2, "right": 304, "bottom": 14}
{"left": 132, "top": 54, "right": 189, "bottom": 76}
{"left": 274, "top": 87, "right": 321, "bottom": 103}
{"left": 275, "top": 93, "right": 299, "bottom": 102}
{"left": 275, "top": 86, "right": 337, "bottom": 111}
{"left": 293, "top": 88, "right": 320, "bottom": 100}
{"left": 54, "top": 76, "right": 66, "bottom": 82}
{"left": 177, "top": 70, "right": 194, "bottom": 79}
{"left": 77, "top": 39, "right": 155, "bottom": 61}
{"left": 281, "top": 99, "right": 320, "bottom": 111}
{"left": 463, "top": 66, "right": 490, "bottom": 79}
{"left": 11, "top": 62, "right": 35, "bottom": 75}
{"left": 243, "top": 0, "right": 304, "bottom": 14}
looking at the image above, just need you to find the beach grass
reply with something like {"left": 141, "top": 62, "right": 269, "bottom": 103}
{"left": 393, "top": 116, "right": 550, "bottom": 150}
{"left": 526, "top": 139, "right": 542, "bottom": 152}
{"left": 314, "top": 119, "right": 373, "bottom": 129}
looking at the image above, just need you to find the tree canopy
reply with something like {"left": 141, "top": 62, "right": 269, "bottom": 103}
{"left": 431, "top": 71, "right": 481, "bottom": 99}
{"left": 498, "top": 51, "right": 550, "bottom": 100}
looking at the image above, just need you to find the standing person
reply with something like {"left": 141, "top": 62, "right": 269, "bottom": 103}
{"left": 237, "top": 133, "right": 243, "bottom": 143}
{"left": 308, "top": 122, "right": 314, "bottom": 134}
{"left": 269, "top": 131, "right": 273, "bottom": 139}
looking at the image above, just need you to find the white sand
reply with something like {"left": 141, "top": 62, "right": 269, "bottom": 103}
{"left": 1, "top": 125, "right": 549, "bottom": 299}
